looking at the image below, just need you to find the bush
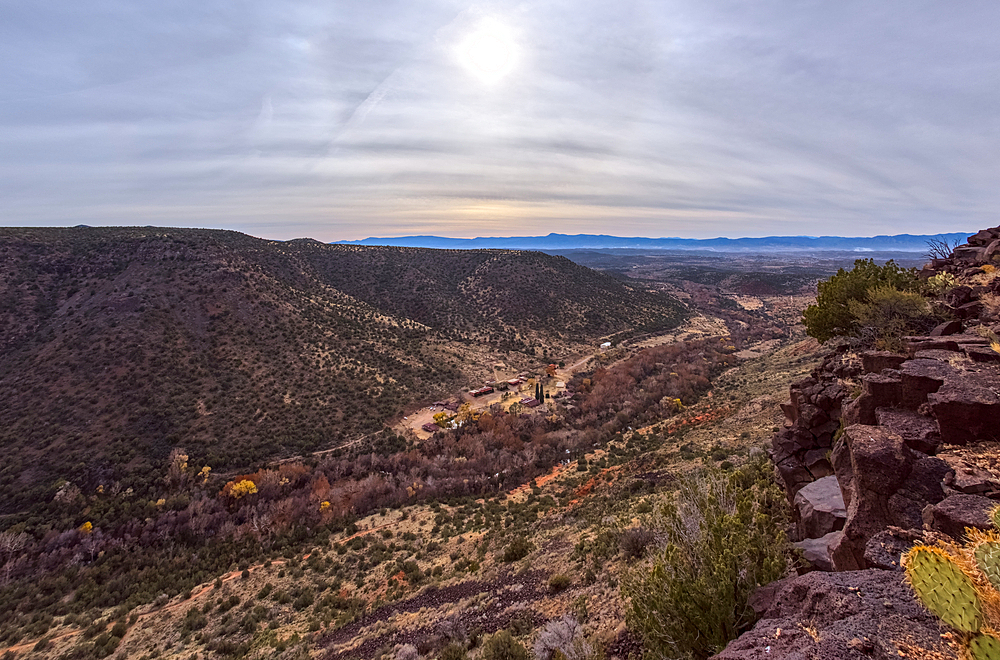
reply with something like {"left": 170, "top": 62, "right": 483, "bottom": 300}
{"left": 438, "top": 642, "right": 468, "bottom": 660}
{"left": 502, "top": 538, "right": 533, "bottom": 562}
{"left": 802, "top": 258, "right": 920, "bottom": 343}
{"left": 533, "top": 615, "right": 592, "bottom": 660}
{"left": 547, "top": 574, "right": 571, "bottom": 592}
{"left": 621, "top": 459, "right": 788, "bottom": 659}
{"left": 481, "top": 630, "right": 530, "bottom": 660}
{"left": 847, "top": 284, "right": 934, "bottom": 351}
{"left": 619, "top": 527, "right": 656, "bottom": 559}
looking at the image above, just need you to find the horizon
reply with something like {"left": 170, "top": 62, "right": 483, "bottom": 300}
{"left": 3, "top": 3, "right": 999, "bottom": 241}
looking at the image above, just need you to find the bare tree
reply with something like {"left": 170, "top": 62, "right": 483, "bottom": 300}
{"left": 925, "top": 236, "right": 961, "bottom": 261}
{"left": 0, "top": 530, "right": 29, "bottom": 586}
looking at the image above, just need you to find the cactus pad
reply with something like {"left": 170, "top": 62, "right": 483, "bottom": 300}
{"left": 969, "top": 633, "right": 1000, "bottom": 660}
{"left": 991, "top": 505, "right": 1000, "bottom": 531}
{"left": 975, "top": 540, "right": 1000, "bottom": 592}
{"left": 905, "top": 546, "right": 983, "bottom": 633}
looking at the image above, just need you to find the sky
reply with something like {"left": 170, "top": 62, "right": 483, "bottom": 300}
{"left": 1, "top": 1, "right": 998, "bottom": 241}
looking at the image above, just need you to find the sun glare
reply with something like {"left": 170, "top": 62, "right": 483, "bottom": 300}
{"left": 458, "top": 21, "right": 516, "bottom": 83}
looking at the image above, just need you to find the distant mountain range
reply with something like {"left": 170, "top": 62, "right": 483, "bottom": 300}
{"left": 335, "top": 231, "right": 972, "bottom": 252}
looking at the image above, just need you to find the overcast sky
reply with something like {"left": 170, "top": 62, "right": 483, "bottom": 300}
{"left": 2, "top": 1, "right": 997, "bottom": 241}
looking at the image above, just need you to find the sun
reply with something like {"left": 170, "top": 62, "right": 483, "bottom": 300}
{"left": 467, "top": 33, "right": 510, "bottom": 73}
{"left": 458, "top": 22, "right": 516, "bottom": 83}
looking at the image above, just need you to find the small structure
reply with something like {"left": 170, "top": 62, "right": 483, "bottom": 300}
{"left": 600, "top": 341, "right": 612, "bottom": 349}
{"left": 422, "top": 423, "right": 439, "bottom": 433}
{"left": 521, "top": 397, "right": 541, "bottom": 408}
{"left": 469, "top": 386, "right": 494, "bottom": 398}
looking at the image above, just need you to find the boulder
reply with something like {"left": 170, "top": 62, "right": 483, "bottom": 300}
{"left": 830, "top": 425, "right": 913, "bottom": 571}
{"left": 941, "top": 457, "right": 1000, "bottom": 495}
{"left": 794, "top": 475, "right": 847, "bottom": 538}
{"left": 965, "top": 345, "right": 1000, "bottom": 364}
{"left": 899, "top": 359, "right": 955, "bottom": 408}
{"left": 793, "top": 531, "right": 842, "bottom": 572}
{"left": 861, "top": 351, "right": 906, "bottom": 375}
{"left": 943, "top": 285, "right": 974, "bottom": 307}
{"left": 842, "top": 393, "right": 877, "bottom": 426}
{"left": 986, "top": 238, "right": 1000, "bottom": 261}
{"left": 956, "top": 300, "right": 984, "bottom": 320}
{"left": 874, "top": 408, "right": 941, "bottom": 454}
{"left": 711, "top": 570, "right": 950, "bottom": 660}
{"left": 861, "top": 372, "right": 902, "bottom": 408}
{"left": 929, "top": 320, "right": 963, "bottom": 337}
{"left": 904, "top": 338, "right": 960, "bottom": 356}
{"left": 928, "top": 376, "right": 1000, "bottom": 445}
{"left": 953, "top": 246, "right": 986, "bottom": 263}
{"left": 802, "top": 448, "right": 834, "bottom": 479}
{"left": 969, "top": 228, "right": 1000, "bottom": 246}
{"left": 863, "top": 529, "right": 919, "bottom": 571}
{"left": 922, "top": 493, "right": 995, "bottom": 540}
{"left": 888, "top": 456, "right": 951, "bottom": 529}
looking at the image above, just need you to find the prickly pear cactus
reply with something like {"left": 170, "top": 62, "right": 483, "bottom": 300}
{"left": 969, "top": 633, "right": 1000, "bottom": 660}
{"left": 975, "top": 540, "right": 1000, "bottom": 593}
{"left": 905, "top": 545, "right": 984, "bottom": 633}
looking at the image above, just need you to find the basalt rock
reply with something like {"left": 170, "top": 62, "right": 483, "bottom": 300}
{"left": 830, "top": 425, "right": 913, "bottom": 571}
{"left": 874, "top": 408, "right": 941, "bottom": 454}
{"left": 929, "top": 320, "right": 963, "bottom": 337}
{"left": 899, "top": 359, "right": 956, "bottom": 409}
{"left": 794, "top": 475, "right": 847, "bottom": 539}
{"left": 711, "top": 570, "right": 949, "bottom": 660}
{"left": 922, "top": 493, "right": 995, "bottom": 540}
{"left": 928, "top": 373, "right": 1000, "bottom": 445}
{"left": 861, "top": 351, "right": 906, "bottom": 375}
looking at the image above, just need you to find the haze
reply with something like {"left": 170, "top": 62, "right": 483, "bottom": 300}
{"left": 2, "top": 1, "right": 998, "bottom": 241}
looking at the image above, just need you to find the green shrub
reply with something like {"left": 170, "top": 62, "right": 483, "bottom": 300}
{"left": 547, "top": 574, "right": 571, "bottom": 592}
{"left": 438, "top": 642, "right": 468, "bottom": 660}
{"left": 480, "top": 630, "right": 529, "bottom": 660}
{"left": 802, "top": 258, "right": 920, "bottom": 343}
{"left": 847, "top": 284, "right": 934, "bottom": 351}
{"left": 502, "top": 538, "right": 533, "bottom": 563}
{"left": 621, "top": 459, "right": 788, "bottom": 659}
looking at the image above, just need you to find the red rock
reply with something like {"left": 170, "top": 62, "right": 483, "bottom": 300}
{"left": 922, "top": 494, "right": 995, "bottom": 540}
{"left": 794, "top": 475, "right": 847, "bottom": 539}
{"left": 899, "top": 358, "right": 956, "bottom": 408}
{"left": 928, "top": 375, "right": 1000, "bottom": 445}
{"left": 929, "top": 320, "right": 963, "bottom": 336}
{"left": 861, "top": 351, "right": 907, "bottom": 374}
{"left": 861, "top": 372, "right": 902, "bottom": 407}
{"left": 874, "top": 408, "right": 941, "bottom": 454}
{"left": 830, "top": 425, "right": 913, "bottom": 570}
{"left": 965, "top": 345, "right": 1000, "bottom": 364}
{"left": 842, "top": 393, "right": 877, "bottom": 426}
{"left": 712, "top": 570, "right": 948, "bottom": 660}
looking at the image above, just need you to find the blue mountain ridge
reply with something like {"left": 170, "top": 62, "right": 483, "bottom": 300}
{"left": 331, "top": 231, "right": 972, "bottom": 252}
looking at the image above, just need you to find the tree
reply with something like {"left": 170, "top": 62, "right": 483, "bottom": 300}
{"left": 802, "top": 259, "right": 921, "bottom": 343}
{"left": 0, "top": 530, "right": 29, "bottom": 586}
{"left": 621, "top": 460, "right": 787, "bottom": 659}
{"left": 481, "top": 631, "right": 530, "bottom": 660}
{"left": 925, "top": 236, "right": 961, "bottom": 261}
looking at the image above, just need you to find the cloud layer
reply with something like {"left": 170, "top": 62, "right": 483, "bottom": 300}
{"left": 2, "top": 1, "right": 997, "bottom": 240}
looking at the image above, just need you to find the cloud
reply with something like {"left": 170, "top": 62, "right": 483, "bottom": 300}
{"left": 1, "top": 0, "right": 998, "bottom": 240}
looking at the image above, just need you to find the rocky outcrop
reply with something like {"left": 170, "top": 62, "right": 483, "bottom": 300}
{"left": 828, "top": 425, "right": 948, "bottom": 571}
{"left": 793, "top": 476, "right": 846, "bottom": 538}
{"left": 711, "top": 570, "right": 950, "bottom": 660}
{"left": 720, "top": 225, "right": 1000, "bottom": 658}
{"left": 922, "top": 493, "right": 996, "bottom": 538}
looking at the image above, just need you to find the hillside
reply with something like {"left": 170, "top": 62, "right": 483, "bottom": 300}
{"left": 0, "top": 227, "right": 686, "bottom": 517}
